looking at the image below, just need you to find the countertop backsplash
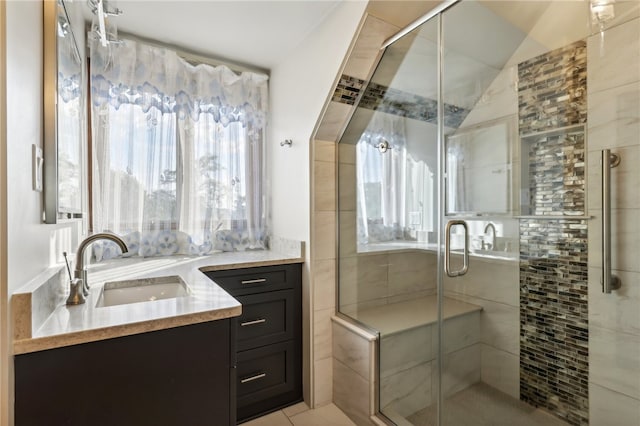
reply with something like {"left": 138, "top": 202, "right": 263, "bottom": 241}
{"left": 13, "top": 266, "right": 68, "bottom": 342}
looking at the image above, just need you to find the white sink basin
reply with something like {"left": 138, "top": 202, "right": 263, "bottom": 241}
{"left": 96, "top": 276, "right": 190, "bottom": 308}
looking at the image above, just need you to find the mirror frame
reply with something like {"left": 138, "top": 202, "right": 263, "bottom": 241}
{"left": 43, "top": 0, "right": 84, "bottom": 223}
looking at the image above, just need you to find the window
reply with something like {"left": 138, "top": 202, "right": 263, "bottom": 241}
{"left": 89, "top": 38, "right": 268, "bottom": 259}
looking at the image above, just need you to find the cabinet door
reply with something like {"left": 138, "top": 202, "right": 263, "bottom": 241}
{"left": 235, "top": 289, "right": 294, "bottom": 351}
{"left": 15, "top": 321, "right": 233, "bottom": 426}
{"left": 204, "top": 264, "right": 298, "bottom": 296}
{"left": 236, "top": 340, "right": 302, "bottom": 422}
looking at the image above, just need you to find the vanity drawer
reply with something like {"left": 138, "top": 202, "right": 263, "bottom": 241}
{"left": 205, "top": 264, "right": 298, "bottom": 296}
{"left": 236, "top": 340, "right": 301, "bottom": 422}
{"left": 235, "top": 290, "right": 294, "bottom": 351}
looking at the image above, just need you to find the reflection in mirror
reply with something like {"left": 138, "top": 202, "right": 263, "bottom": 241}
{"left": 445, "top": 116, "right": 517, "bottom": 215}
{"left": 44, "top": 0, "right": 84, "bottom": 223}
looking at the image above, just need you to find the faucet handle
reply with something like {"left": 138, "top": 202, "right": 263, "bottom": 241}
{"left": 66, "top": 278, "right": 86, "bottom": 305}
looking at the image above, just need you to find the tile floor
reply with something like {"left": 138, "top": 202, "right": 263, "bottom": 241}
{"left": 406, "top": 383, "right": 568, "bottom": 426}
{"left": 243, "top": 402, "right": 357, "bottom": 426}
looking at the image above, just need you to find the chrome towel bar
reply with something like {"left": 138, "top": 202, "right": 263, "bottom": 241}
{"left": 601, "top": 149, "right": 621, "bottom": 293}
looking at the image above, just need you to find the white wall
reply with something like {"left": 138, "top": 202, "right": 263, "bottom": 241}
{"left": 0, "top": 1, "right": 8, "bottom": 424}
{"left": 268, "top": 0, "right": 367, "bottom": 405}
{"left": 2, "top": 2, "right": 84, "bottom": 424}
{"left": 269, "top": 0, "right": 366, "bottom": 242}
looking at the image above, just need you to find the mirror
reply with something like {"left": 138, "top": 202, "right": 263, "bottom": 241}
{"left": 43, "top": 0, "right": 84, "bottom": 223}
{"left": 445, "top": 116, "right": 517, "bottom": 216}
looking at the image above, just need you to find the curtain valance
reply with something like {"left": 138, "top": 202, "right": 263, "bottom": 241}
{"left": 90, "top": 39, "right": 269, "bottom": 126}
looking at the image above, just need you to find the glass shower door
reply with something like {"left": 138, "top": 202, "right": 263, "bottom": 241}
{"left": 334, "top": 12, "right": 441, "bottom": 426}
{"left": 433, "top": 1, "right": 639, "bottom": 425}
{"left": 436, "top": 2, "right": 527, "bottom": 423}
{"left": 336, "top": 0, "right": 639, "bottom": 424}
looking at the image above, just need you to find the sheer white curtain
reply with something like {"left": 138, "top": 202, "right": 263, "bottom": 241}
{"left": 89, "top": 38, "right": 268, "bottom": 259}
{"left": 356, "top": 113, "right": 407, "bottom": 243}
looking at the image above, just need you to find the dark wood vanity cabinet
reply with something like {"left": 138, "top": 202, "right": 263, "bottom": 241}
{"left": 205, "top": 263, "right": 302, "bottom": 423}
{"left": 15, "top": 320, "right": 236, "bottom": 426}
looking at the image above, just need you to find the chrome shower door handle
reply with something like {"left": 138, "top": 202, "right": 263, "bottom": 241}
{"left": 445, "top": 220, "right": 469, "bottom": 277}
{"left": 602, "top": 149, "right": 622, "bottom": 293}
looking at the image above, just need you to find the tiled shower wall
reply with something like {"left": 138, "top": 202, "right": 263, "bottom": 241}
{"left": 518, "top": 40, "right": 589, "bottom": 425}
{"left": 586, "top": 17, "right": 640, "bottom": 424}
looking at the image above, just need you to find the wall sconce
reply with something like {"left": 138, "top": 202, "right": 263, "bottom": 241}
{"left": 590, "top": 0, "right": 616, "bottom": 30}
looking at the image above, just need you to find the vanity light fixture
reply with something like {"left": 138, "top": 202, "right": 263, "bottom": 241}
{"left": 87, "top": 0, "right": 122, "bottom": 46}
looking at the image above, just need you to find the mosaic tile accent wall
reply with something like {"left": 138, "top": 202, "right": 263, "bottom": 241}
{"left": 519, "top": 219, "right": 589, "bottom": 425}
{"left": 518, "top": 40, "right": 587, "bottom": 135}
{"left": 523, "top": 128, "right": 586, "bottom": 216}
{"left": 332, "top": 75, "right": 366, "bottom": 105}
{"left": 518, "top": 41, "right": 589, "bottom": 426}
{"left": 332, "top": 74, "right": 470, "bottom": 128}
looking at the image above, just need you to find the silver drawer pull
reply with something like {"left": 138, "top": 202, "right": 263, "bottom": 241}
{"left": 241, "top": 373, "right": 266, "bottom": 384}
{"left": 241, "top": 278, "right": 267, "bottom": 285}
{"left": 240, "top": 318, "right": 266, "bottom": 327}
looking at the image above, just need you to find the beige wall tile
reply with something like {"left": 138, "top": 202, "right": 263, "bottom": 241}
{"left": 338, "top": 255, "right": 392, "bottom": 308}
{"left": 313, "top": 259, "right": 336, "bottom": 311}
{"left": 355, "top": 254, "right": 389, "bottom": 282}
{"left": 587, "top": 82, "right": 640, "bottom": 152}
{"left": 588, "top": 207, "right": 640, "bottom": 273}
{"left": 388, "top": 269, "right": 436, "bottom": 297}
{"left": 315, "top": 102, "right": 352, "bottom": 143}
{"left": 332, "top": 321, "right": 372, "bottom": 380}
{"left": 314, "top": 357, "right": 333, "bottom": 407}
{"left": 478, "top": 299, "right": 519, "bottom": 355}
{"left": 381, "top": 325, "right": 433, "bottom": 378}
{"left": 439, "top": 311, "right": 481, "bottom": 355}
{"left": 333, "top": 358, "right": 373, "bottom": 426}
{"left": 314, "top": 140, "right": 336, "bottom": 163}
{"left": 314, "top": 307, "right": 334, "bottom": 361}
{"left": 588, "top": 144, "right": 640, "bottom": 211}
{"left": 338, "top": 162, "right": 357, "bottom": 212}
{"left": 444, "top": 258, "right": 520, "bottom": 307}
{"left": 380, "top": 361, "right": 432, "bottom": 418}
{"left": 339, "top": 143, "right": 357, "bottom": 165}
{"left": 342, "top": 15, "right": 399, "bottom": 80}
{"left": 314, "top": 160, "right": 336, "bottom": 193}
{"left": 590, "top": 325, "right": 640, "bottom": 400}
{"left": 386, "top": 289, "right": 436, "bottom": 305}
{"left": 313, "top": 160, "right": 336, "bottom": 213}
{"left": 443, "top": 293, "right": 519, "bottom": 355}
{"left": 480, "top": 344, "right": 520, "bottom": 399}
{"left": 587, "top": 17, "right": 640, "bottom": 94}
{"left": 588, "top": 267, "right": 640, "bottom": 335}
{"left": 313, "top": 211, "right": 336, "bottom": 261}
{"left": 338, "top": 211, "right": 357, "bottom": 258}
{"left": 438, "top": 344, "right": 481, "bottom": 398}
{"left": 314, "top": 189, "right": 336, "bottom": 214}
{"left": 388, "top": 251, "right": 436, "bottom": 274}
{"left": 589, "top": 382, "right": 640, "bottom": 426}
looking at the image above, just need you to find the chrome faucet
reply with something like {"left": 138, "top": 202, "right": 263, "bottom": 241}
{"left": 67, "top": 232, "right": 128, "bottom": 305}
{"left": 483, "top": 223, "right": 497, "bottom": 251}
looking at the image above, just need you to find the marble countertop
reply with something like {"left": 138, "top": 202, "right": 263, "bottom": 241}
{"left": 13, "top": 248, "right": 303, "bottom": 355}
